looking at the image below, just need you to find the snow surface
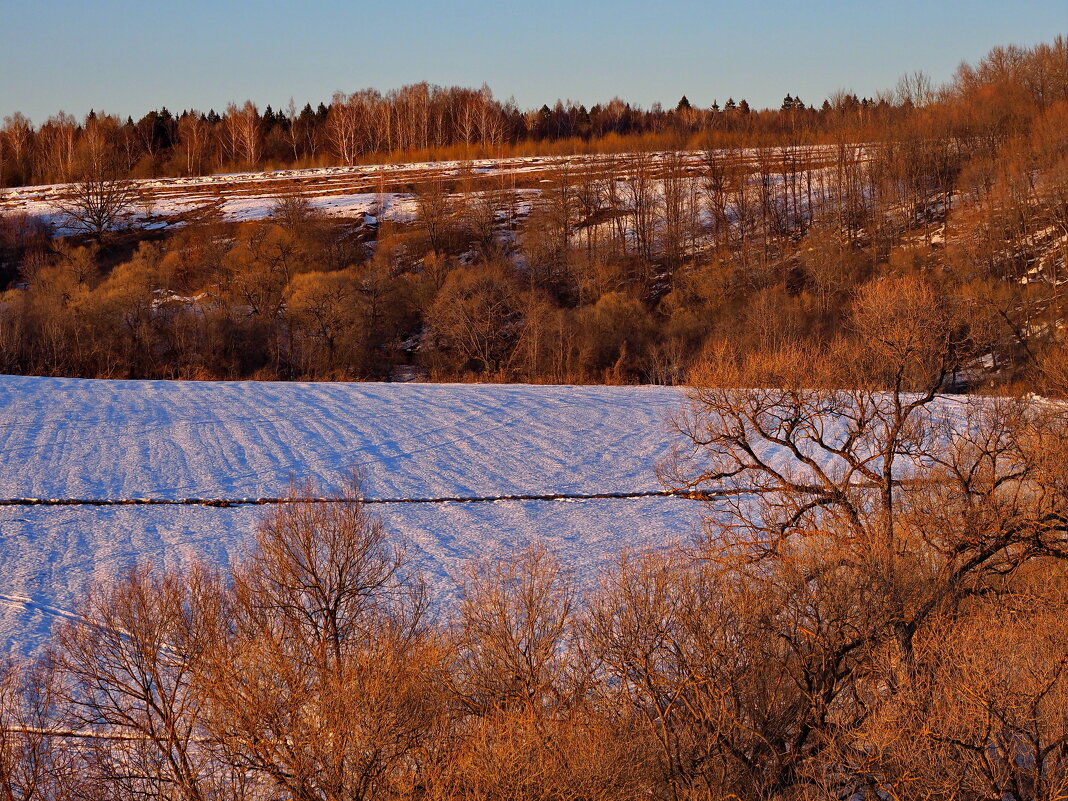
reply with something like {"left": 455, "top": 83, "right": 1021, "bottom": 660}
{"left": 0, "top": 154, "right": 602, "bottom": 231}
{"left": 0, "top": 147, "right": 844, "bottom": 234}
{"left": 0, "top": 376, "right": 702, "bottom": 654}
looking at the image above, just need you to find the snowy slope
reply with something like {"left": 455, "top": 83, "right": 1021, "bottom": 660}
{"left": 0, "top": 147, "right": 840, "bottom": 233}
{"left": 0, "top": 154, "right": 607, "bottom": 231}
{"left": 0, "top": 377, "right": 702, "bottom": 654}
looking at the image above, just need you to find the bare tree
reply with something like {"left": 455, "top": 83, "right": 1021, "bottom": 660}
{"left": 851, "top": 580, "right": 1068, "bottom": 801}
{"left": 54, "top": 563, "right": 233, "bottom": 801}
{"left": 0, "top": 656, "right": 87, "bottom": 801}
{"left": 658, "top": 275, "right": 1068, "bottom": 797}
{"left": 452, "top": 544, "right": 579, "bottom": 719}
{"left": 426, "top": 261, "right": 524, "bottom": 375}
{"left": 177, "top": 113, "right": 209, "bottom": 176}
{"left": 326, "top": 92, "right": 362, "bottom": 165}
{"left": 413, "top": 177, "right": 455, "bottom": 253}
{"left": 54, "top": 173, "right": 138, "bottom": 240}
{"left": 588, "top": 547, "right": 842, "bottom": 799}
{"left": 222, "top": 102, "right": 260, "bottom": 168}
{"left": 433, "top": 544, "right": 644, "bottom": 801}
{"left": 199, "top": 485, "right": 444, "bottom": 801}
{"left": 1, "top": 112, "right": 33, "bottom": 185}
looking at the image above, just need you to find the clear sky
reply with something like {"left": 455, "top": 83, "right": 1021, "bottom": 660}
{"left": 1, "top": 0, "right": 1065, "bottom": 123}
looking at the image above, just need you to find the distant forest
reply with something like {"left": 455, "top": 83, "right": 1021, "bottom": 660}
{"left": 4, "top": 38, "right": 1068, "bottom": 389}
{"left": 5, "top": 84, "right": 898, "bottom": 187}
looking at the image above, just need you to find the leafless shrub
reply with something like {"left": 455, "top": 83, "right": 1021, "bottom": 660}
{"left": 198, "top": 483, "right": 445, "bottom": 801}
{"left": 54, "top": 563, "right": 237, "bottom": 801}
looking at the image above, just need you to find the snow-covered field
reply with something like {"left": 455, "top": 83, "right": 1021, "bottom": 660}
{"left": 0, "top": 376, "right": 702, "bottom": 654}
{"left": 0, "top": 154, "right": 629, "bottom": 232}
{"left": 0, "top": 147, "right": 840, "bottom": 235}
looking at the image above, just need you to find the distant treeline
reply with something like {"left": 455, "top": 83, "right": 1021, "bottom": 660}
{"left": 0, "top": 83, "right": 906, "bottom": 186}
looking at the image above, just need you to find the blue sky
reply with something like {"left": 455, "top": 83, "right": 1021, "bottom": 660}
{"left": 1, "top": 0, "right": 1065, "bottom": 123}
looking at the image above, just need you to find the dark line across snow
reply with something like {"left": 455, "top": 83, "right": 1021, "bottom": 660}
{"left": 0, "top": 490, "right": 739, "bottom": 508}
